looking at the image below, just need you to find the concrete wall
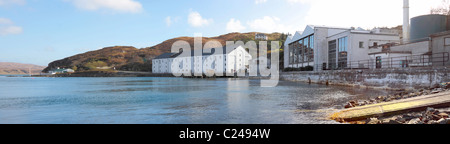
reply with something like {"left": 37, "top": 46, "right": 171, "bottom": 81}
{"left": 325, "top": 31, "right": 400, "bottom": 69}
{"left": 390, "top": 41, "right": 430, "bottom": 55}
{"left": 350, "top": 33, "right": 400, "bottom": 62}
{"left": 314, "top": 27, "right": 331, "bottom": 70}
{"left": 153, "top": 46, "right": 251, "bottom": 75}
{"left": 432, "top": 33, "right": 450, "bottom": 66}
{"left": 280, "top": 67, "right": 450, "bottom": 90}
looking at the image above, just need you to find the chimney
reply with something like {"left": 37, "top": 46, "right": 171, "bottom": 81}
{"left": 403, "top": 0, "right": 410, "bottom": 43}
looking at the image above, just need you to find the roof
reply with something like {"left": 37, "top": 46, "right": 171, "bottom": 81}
{"left": 153, "top": 44, "right": 245, "bottom": 59}
{"left": 284, "top": 35, "right": 294, "bottom": 46}
{"left": 154, "top": 53, "right": 176, "bottom": 59}
{"left": 308, "top": 25, "right": 350, "bottom": 30}
{"left": 289, "top": 25, "right": 351, "bottom": 43}
{"left": 430, "top": 30, "right": 450, "bottom": 37}
{"left": 256, "top": 33, "right": 266, "bottom": 37}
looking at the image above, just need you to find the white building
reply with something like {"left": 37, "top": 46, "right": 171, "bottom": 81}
{"left": 152, "top": 45, "right": 252, "bottom": 76}
{"left": 284, "top": 25, "right": 400, "bottom": 71}
{"left": 48, "top": 68, "right": 75, "bottom": 75}
{"left": 255, "top": 33, "right": 268, "bottom": 40}
{"left": 368, "top": 40, "right": 430, "bottom": 69}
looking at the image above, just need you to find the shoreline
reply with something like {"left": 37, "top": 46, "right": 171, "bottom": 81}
{"left": 331, "top": 83, "right": 450, "bottom": 124}
{"left": 17, "top": 71, "right": 450, "bottom": 124}
{"left": 31, "top": 71, "right": 174, "bottom": 78}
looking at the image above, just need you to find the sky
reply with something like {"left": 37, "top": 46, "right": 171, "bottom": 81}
{"left": 0, "top": 0, "right": 445, "bottom": 66}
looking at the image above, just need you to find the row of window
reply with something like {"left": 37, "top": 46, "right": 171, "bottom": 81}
{"left": 288, "top": 35, "right": 315, "bottom": 65}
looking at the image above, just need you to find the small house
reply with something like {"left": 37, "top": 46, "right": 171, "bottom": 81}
{"left": 49, "top": 68, "right": 75, "bottom": 74}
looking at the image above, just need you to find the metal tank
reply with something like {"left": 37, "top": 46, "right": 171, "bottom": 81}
{"left": 410, "top": 14, "right": 448, "bottom": 42}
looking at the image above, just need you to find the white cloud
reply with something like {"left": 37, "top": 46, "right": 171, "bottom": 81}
{"left": 0, "top": 18, "right": 23, "bottom": 36}
{"left": 68, "top": 0, "right": 143, "bottom": 13}
{"left": 247, "top": 16, "right": 294, "bottom": 33}
{"left": 0, "top": 18, "right": 13, "bottom": 25}
{"left": 188, "top": 11, "right": 213, "bottom": 27}
{"left": 226, "top": 18, "right": 246, "bottom": 32}
{"left": 165, "top": 16, "right": 172, "bottom": 27}
{"left": 0, "top": 0, "right": 26, "bottom": 6}
{"left": 255, "top": 0, "right": 267, "bottom": 4}
{"left": 165, "top": 16, "right": 180, "bottom": 27}
{"left": 290, "top": 0, "right": 443, "bottom": 29}
{"left": 286, "top": 0, "right": 309, "bottom": 4}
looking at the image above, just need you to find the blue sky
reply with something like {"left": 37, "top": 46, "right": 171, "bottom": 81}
{"left": 0, "top": 0, "right": 443, "bottom": 66}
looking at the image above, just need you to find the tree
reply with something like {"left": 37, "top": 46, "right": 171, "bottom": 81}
{"left": 431, "top": 0, "right": 450, "bottom": 15}
{"left": 71, "top": 66, "right": 78, "bottom": 72}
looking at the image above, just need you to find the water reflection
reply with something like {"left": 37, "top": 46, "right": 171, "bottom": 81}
{"left": 0, "top": 77, "right": 393, "bottom": 124}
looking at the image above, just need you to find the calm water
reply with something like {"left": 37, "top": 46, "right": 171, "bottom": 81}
{"left": 0, "top": 76, "right": 392, "bottom": 124}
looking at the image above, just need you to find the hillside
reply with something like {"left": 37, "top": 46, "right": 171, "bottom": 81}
{"left": 43, "top": 32, "right": 286, "bottom": 72}
{"left": 0, "top": 62, "right": 45, "bottom": 75}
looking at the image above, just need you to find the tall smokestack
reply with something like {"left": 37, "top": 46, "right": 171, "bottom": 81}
{"left": 403, "top": 0, "right": 410, "bottom": 43}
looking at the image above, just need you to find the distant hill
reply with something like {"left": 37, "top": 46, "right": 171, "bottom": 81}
{"left": 43, "top": 32, "right": 286, "bottom": 72}
{"left": 0, "top": 62, "right": 45, "bottom": 75}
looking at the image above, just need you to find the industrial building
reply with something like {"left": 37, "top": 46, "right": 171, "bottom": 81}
{"left": 368, "top": 0, "right": 450, "bottom": 69}
{"left": 283, "top": 25, "right": 399, "bottom": 71}
{"left": 284, "top": 0, "right": 450, "bottom": 71}
{"left": 152, "top": 45, "right": 252, "bottom": 75}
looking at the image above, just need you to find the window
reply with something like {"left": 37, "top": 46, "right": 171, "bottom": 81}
{"left": 338, "top": 37, "right": 348, "bottom": 68}
{"left": 445, "top": 38, "right": 450, "bottom": 46}
{"left": 297, "top": 40, "right": 302, "bottom": 63}
{"left": 309, "top": 35, "right": 314, "bottom": 62}
{"left": 359, "top": 42, "right": 364, "bottom": 48}
{"left": 304, "top": 37, "right": 309, "bottom": 62}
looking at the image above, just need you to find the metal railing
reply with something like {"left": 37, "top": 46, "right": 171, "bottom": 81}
{"left": 313, "top": 52, "right": 449, "bottom": 71}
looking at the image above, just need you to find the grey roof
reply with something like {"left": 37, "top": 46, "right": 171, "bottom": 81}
{"left": 154, "top": 53, "right": 176, "bottom": 59}
{"left": 256, "top": 33, "right": 266, "bottom": 36}
{"left": 153, "top": 44, "right": 244, "bottom": 60}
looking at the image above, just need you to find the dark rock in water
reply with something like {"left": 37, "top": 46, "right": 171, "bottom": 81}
{"left": 438, "top": 113, "right": 449, "bottom": 118}
{"left": 437, "top": 118, "right": 450, "bottom": 124}
{"left": 432, "top": 84, "right": 441, "bottom": 89}
{"left": 432, "top": 114, "right": 442, "bottom": 120}
{"left": 428, "top": 120, "right": 438, "bottom": 124}
{"left": 376, "top": 96, "right": 386, "bottom": 101}
{"left": 384, "top": 120, "right": 402, "bottom": 124}
{"left": 426, "top": 107, "right": 437, "bottom": 113}
{"left": 431, "top": 90, "right": 441, "bottom": 94}
{"left": 407, "top": 118, "right": 423, "bottom": 124}
{"left": 396, "top": 117, "right": 407, "bottom": 123}
{"left": 344, "top": 103, "right": 353, "bottom": 109}
{"left": 402, "top": 114, "right": 417, "bottom": 121}
{"left": 366, "top": 118, "right": 380, "bottom": 124}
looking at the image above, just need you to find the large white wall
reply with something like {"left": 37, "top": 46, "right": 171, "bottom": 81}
{"left": 152, "top": 46, "right": 251, "bottom": 76}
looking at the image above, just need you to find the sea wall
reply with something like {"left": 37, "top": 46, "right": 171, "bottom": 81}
{"left": 35, "top": 71, "right": 174, "bottom": 77}
{"left": 280, "top": 67, "right": 450, "bottom": 90}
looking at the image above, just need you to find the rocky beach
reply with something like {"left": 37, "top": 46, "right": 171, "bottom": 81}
{"left": 337, "top": 82, "right": 450, "bottom": 124}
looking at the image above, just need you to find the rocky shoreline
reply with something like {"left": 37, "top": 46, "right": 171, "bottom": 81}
{"left": 344, "top": 83, "right": 450, "bottom": 109}
{"left": 362, "top": 107, "right": 450, "bottom": 124}
{"left": 341, "top": 82, "right": 450, "bottom": 124}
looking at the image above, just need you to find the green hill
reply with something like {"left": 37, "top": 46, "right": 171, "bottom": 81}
{"left": 43, "top": 32, "right": 287, "bottom": 72}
